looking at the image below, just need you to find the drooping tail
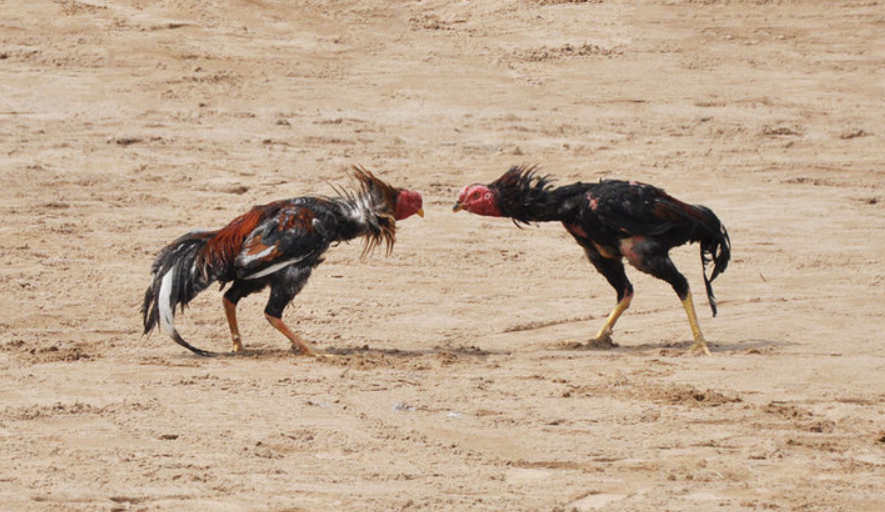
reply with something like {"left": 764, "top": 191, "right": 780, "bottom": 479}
{"left": 142, "top": 230, "right": 218, "bottom": 356}
{"left": 692, "top": 205, "right": 731, "bottom": 317}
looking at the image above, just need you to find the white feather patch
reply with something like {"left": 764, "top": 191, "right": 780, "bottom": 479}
{"left": 243, "top": 255, "right": 308, "bottom": 280}
{"left": 237, "top": 245, "right": 277, "bottom": 266}
{"left": 158, "top": 267, "right": 176, "bottom": 337}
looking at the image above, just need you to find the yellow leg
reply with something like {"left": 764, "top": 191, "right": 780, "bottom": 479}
{"left": 682, "top": 293, "right": 711, "bottom": 356}
{"left": 223, "top": 297, "right": 243, "bottom": 353}
{"left": 592, "top": 293, "right": 632, "bottom": 344}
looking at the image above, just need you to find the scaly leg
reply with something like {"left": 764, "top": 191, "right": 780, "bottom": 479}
{"left": 223, "top": 281, "right": 265, "bottom": 353}
{"left": 581, "top": 248, "right": 633, "bottom": 348}
{"left": 682, "top": 293, "right": 711, "bottom": 356}
{"left": 223, "top": 297, "right": 243, "bottom": 353}
{"left": 592, "top": 292, "right": 633, "bottom": 344}
{"left": 264, "top": 313, "right": 320, "bottom": 358}
{"left": 628, "top": 248, "right": 712, "bottom": 356}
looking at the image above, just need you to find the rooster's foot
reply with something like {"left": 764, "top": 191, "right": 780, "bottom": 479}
{"left": 290, "top": 346, "right": 317, "bottom": 357}
{"left": 688, "top": 339, "right": 712, "bottom": 356}
{"left": 586, "top": 334, "right": 618, "bottom": 349}
{"left": 291, "top": 346, "right": 339, "bottom": 360}
{"left": 231, "top": 335, "right": 243, "bottom": 354}
{"left": 312, "top": 351, "right": 340, "bottom": 361}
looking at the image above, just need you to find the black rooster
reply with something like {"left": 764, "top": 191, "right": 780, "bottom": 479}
{"left": 453, "top": 165, "right": 730, "bottom": 355}
{"left": 142, "top": 166, "right": 423, "bottom": 357}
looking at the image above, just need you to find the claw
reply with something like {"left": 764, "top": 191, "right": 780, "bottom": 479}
{"left": 689, "top": 339, "right": 712, "bottom": 356}
{"left": 294, "top": 348, "right": 338, "bottom": 360}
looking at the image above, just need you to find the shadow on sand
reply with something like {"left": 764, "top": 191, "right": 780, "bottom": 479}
{"left": 555, "top": 337, "right": 793, "bottom": 356}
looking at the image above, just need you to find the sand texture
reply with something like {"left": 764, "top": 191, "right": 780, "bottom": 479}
{"left": 1, "top": 0, "right": 884, "bottom": 510}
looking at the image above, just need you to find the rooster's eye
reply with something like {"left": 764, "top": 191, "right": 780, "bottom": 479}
{"left": 471, "top": 192, "right": 480, "bottom": 199}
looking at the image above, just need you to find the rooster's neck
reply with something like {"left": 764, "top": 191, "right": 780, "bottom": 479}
{"left": 332, "top": 191, "right": 396, "bottom": 255}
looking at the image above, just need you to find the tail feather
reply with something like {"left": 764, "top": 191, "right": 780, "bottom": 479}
{"left": 691, "top": 205, "right": 731, "bottom": 317}
{"left": 142, "top": 230, "right": 218, "bottom": 356}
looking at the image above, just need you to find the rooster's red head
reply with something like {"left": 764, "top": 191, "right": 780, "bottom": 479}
{"left": 395, "top": 190, "right": 424, "bottom": 220}
{"left": 453, "top": 165, "right": 551, "bottom": 223}
{"left": 453, "top": 184, "right": 501, "bottom": 217}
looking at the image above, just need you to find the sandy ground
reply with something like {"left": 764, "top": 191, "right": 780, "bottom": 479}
{"left": 1, "top": 0, "right": 885, "bottom": 510}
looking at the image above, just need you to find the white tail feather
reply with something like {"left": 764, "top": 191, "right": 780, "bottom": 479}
{"left": 158, "top": 267, "right": 177, "bottom": 337}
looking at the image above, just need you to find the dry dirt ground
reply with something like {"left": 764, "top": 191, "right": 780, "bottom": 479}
{"left": 2, "top": 0, "right": 885, "bottom": 511}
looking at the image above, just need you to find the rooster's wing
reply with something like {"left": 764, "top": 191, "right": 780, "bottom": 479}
{"left": 234, "top": 204, "right": 330, "bottom": 280}
{"left": 588, "top": 180, "right": 692, "bottom": 237}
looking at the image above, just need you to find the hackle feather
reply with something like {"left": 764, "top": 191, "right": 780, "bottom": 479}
{"left": 338, "top": 165, "right": 399, "bottom": 256}
{"left": 489, "top": 164, "right": 556, "bottom": 226}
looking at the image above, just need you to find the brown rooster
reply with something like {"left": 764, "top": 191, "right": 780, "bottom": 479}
{"left": 142, "top": 166, "right": 423, "bottom": 357}
{"left": 453, "top": 165, "right": 730, "bottom": 355}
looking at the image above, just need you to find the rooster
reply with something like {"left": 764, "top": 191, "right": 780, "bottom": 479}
{"left": 142, "top": 166, "right": 423, "bottom": 357}
{"left": 453, "top": 165, "right": 730, "bottom": 355}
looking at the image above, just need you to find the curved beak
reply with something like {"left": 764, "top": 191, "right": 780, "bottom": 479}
{"left": 453, "top": 202, "right": 464, "bottom": 213}
{"left": 417, "top": 208, "right": 424, "bottom": 218}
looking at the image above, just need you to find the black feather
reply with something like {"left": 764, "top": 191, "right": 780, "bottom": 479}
{"left": 479, "top": 166, "right": 731, "bottom": 323}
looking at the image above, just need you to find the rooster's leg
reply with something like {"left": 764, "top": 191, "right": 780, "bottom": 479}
{"left": 224, "top": 281, "right": 264, "bottom": 353}
{"left": 585, "top": 248, "right": 633, "bottom": 346}
{"left": 634, "top": 249, "right": 712, "bottom": 356}
{"left": 223, "top": 297, "right": 243, "bottom": 353}
{"left": 682, "top": 292, "right": 711, "bottom": 356}
{"left": 264, "top": 266, "right": 325, "bottom": 357}
{"left": 593, "top": 291, "right": 633, "bottom": 343}
{"left": 264, "top": 313, "right": 318, "bottom": 357}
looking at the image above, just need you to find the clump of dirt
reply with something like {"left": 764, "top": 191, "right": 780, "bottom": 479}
{"left": 649, "top": 384, "right": 743, "bottom": 407}
{"left": 762, "top": 402, "right": 813, "bottom": 420}
{"left": 558, "top": 336, "right": 618, "bottom": 350}
{"left": 324, "top": 344, "right": 493, "bottom": 370}
{"left": 327, "top": 348, "right": 396, "bottom": 370}
{"left": 762, "top": 402, "right": 836, "bottom": 433}
{"left": 568, "top": 378, "right": 741, "bottom": 407}
{"left": 5, "top": 401, "right": 101, "bottom": 421}
{"left": 514, "top": 43, "right": 622, "bottom": 62}
{"left": 2, "top": 339, "right": 93, "bottom": 363}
